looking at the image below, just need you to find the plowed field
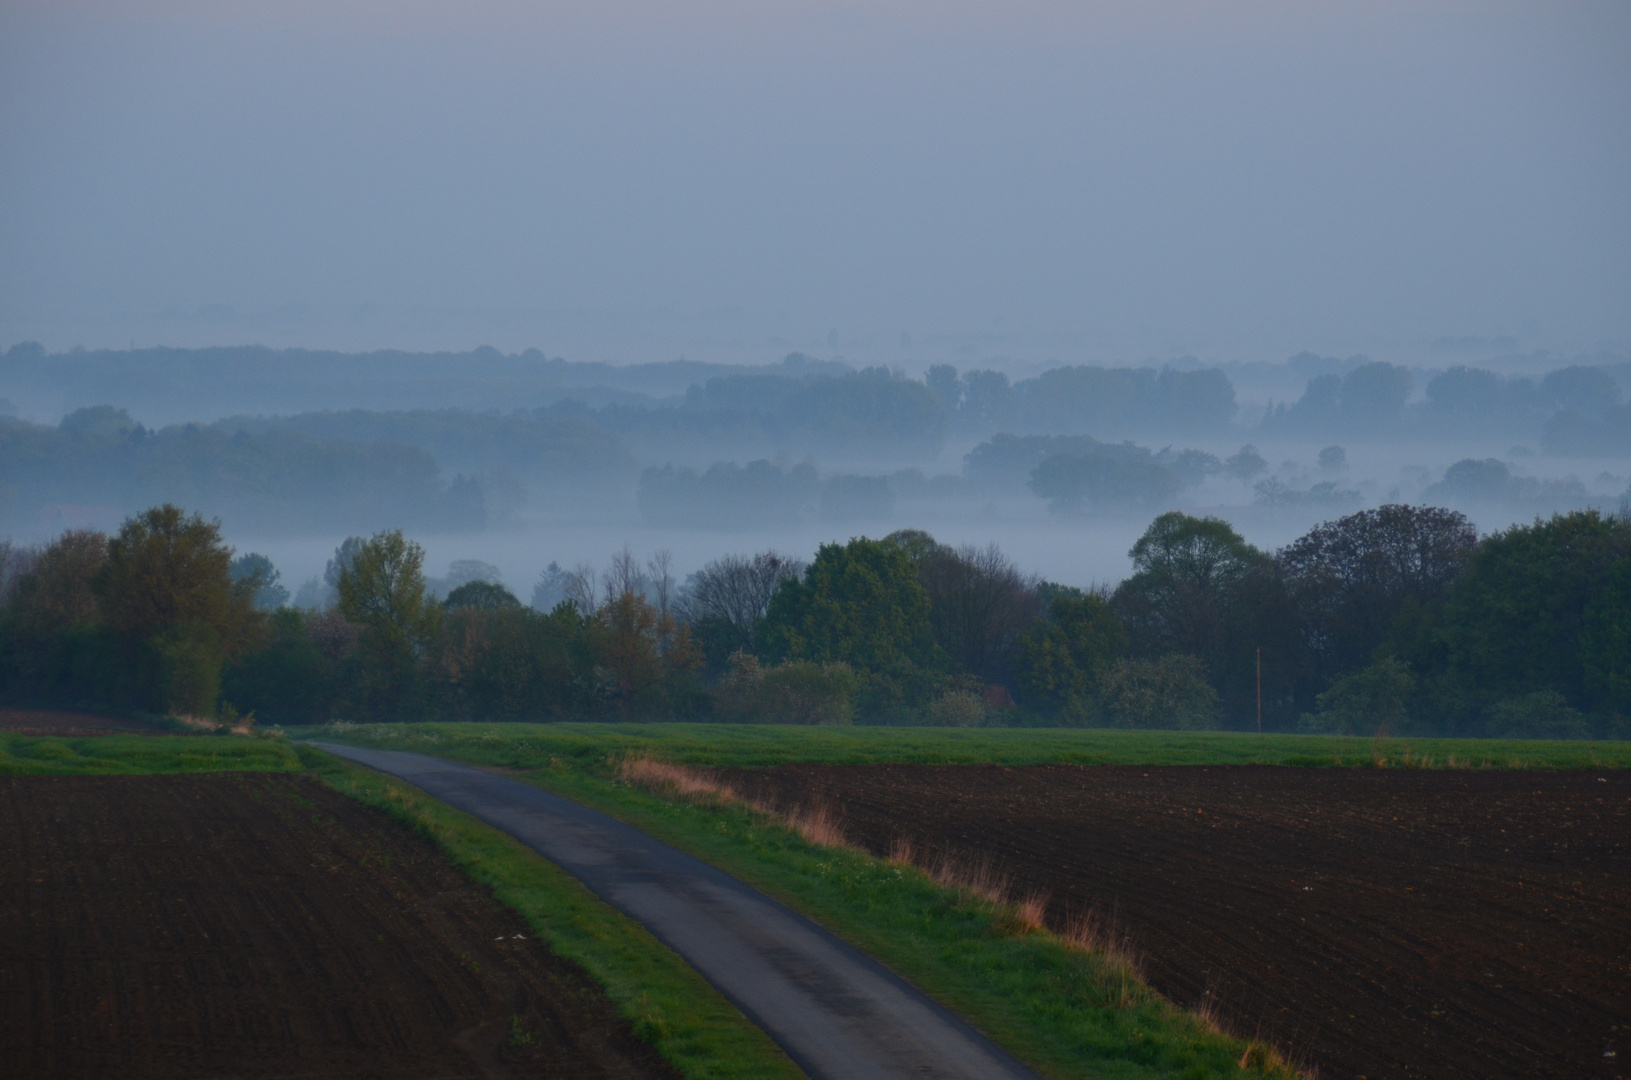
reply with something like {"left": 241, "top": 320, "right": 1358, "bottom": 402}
{"left": 728, "top": 763, "right": 1630, "bottom": 1080}
{"left": 0, "top": 773, "right": 679, "bottom": 1080}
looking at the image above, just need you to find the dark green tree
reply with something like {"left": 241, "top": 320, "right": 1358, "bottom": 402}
{"left": 1277, "top": 505, "right": 1476, "bottom": 713}
{"left": 1423, "top": 510, "right": 1631, "bottom": 731}
{"left": 1013, "top": 589, "right": 1128, "bottom": 722}
{"left": 1111, "top": 512, "right": 1287, "bottom": 728}
{"left": 761, "top": 537, "right": 942, "bottom": 715}
{"left": 444, "top": 580, "right": 522, "bottom": 610}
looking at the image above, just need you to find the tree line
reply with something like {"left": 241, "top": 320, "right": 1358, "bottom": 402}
{"left": 1, "top": 503, "right": 1626, "bottom": 737}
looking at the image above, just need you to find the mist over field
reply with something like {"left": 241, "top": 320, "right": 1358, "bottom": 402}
{"left": 2, "top": 343, "right": 1628, "bottom": 594}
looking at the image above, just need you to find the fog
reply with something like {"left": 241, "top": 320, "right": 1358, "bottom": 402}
{"left": 2, "top": 2, "right": 1629, "bottom": 594}
{"left": 3, "top": 344, "right": 1627, "bottom": 596}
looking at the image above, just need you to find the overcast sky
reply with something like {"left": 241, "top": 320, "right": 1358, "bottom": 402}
{"left": 2, "top": 0, "right": 1627, "bottom": 364}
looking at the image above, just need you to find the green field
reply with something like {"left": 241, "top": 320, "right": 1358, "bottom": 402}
{"left": 0, "top": 732, "right": 303, "bottom": 775}
{"left": 293, "top": 719, "right": 1631, "bottom": 771}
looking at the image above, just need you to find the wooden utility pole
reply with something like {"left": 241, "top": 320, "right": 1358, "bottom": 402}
{"left": 1256, "top": 646, "right": 1262, "bottom": 734}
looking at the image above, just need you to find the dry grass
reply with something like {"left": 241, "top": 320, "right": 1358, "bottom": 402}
{"left": 1012, "top": 891, "right": 1050, "bottom": 933}
{"left": 780, "top": 802, "right": 849, "bottom": 848}
{"left": 1060, "top": 909, "right": 1144, "bottom": 978}
{"left": 619, "top": 755, "right": 739, "bottom": 802}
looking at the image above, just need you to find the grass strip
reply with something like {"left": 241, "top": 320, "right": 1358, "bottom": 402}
{"left": 0, "top": 732, "right": 302, "bottom": 775}
{"left": 294, "top": 720, "right": 1631, "bottom": 771}
{"left": 295, "top": 744, "right": 804, "bottom": 1080}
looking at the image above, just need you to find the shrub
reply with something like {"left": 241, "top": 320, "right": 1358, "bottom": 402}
{"left": 713, "top": 652, "right": 859, "bottom": 725}
{"left": 1098, "top": 654, "right": 1219, "bottom": 730}
{"left": 1299, "top": 656, "right": 1414, "bottom": 736}
{"left": 1486, "top": 691, "right": 1589, "bottom": 740}
{"left": 926, "top": 689, "right": 986, "bottom": 727}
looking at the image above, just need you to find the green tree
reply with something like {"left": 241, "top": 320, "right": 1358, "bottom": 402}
{"left": 1277, "top": 505, "right": 1476, "bottom": 713}
{"left": 1581, "top": 557, "right": 1631, "bottom": 724}
{"left": 337, "top": 530, "right": 439, "bottom": 719}
{"left": 761, "top": 537, "right": 942, "bottom": 715}
{"left": 93, "top": 505, "right": 260, "bottom": 717}
{"left": 1425, "top": 510, "right": 1631, "bottom": 728}
{"left": 1111, "top": 512, "right": 1285, "bottom": 727}
{"left": 444, "top": 580, "right": 522, "bottom": 610}
{"left": 1013, "top": 589, "right": 1128, "bottom": 723}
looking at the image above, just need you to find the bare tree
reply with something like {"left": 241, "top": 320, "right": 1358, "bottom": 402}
{"left": 564, "top": 561, "right": 599, "bottom": 616}
{"left": 678, "top": 551, "right": 806, "bottom": 628}
{"left": 647, "top": 549, "right": 674, "bottom": 615}
{"left": 603, "top": 546, "right": 646, "bottom": 603}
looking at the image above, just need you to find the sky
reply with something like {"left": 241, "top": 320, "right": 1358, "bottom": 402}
{"left": 2, "top": 0, "right": 1628, "bottom": 365}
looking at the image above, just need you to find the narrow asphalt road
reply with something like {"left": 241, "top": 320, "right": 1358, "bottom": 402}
{"left": 313, "top": 743, "right": 1040, "bottom": 1080}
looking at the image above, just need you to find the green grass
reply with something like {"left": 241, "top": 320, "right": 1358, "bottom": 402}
{"left": 0, "top": 732, "right": 302, "bottom": 775}
{"left": 297, "top": 745, "right": 802, "bottom": 1080}
{"left": 292, "top": 719, "right": 1631, "bottom": 772}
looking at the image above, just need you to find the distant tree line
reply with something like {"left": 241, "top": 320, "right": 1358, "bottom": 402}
{"left": 1261, "top": 356, "right": 1630, "bottom": 454}
{"left": 3, "top": 502, "right": 1626, "bottom": 738}
{"left": 0, "top": 407, "right": 514, "bottom": 534}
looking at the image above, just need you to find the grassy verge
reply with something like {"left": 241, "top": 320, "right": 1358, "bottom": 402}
{"left": 314, "top": 729, "right": 1300, "bottom": 1079}
{"left": 291, "top": 720, "right": 1631, "bottom": 771}
{"left": 0, "top": 732, "right": 302, "bottom": 775}
{"left": 296, "top": 744, "right": 803, "bottom": 1080}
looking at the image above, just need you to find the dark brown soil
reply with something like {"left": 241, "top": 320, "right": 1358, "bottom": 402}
{"left": 728, "top": 763, "right": 1631, "bottom": 1080}
{"left": 0, "top": 708, "right": 161, "bottom": 736}
{"left": 0, "top": 773, "right": 681, "bottom": 1080}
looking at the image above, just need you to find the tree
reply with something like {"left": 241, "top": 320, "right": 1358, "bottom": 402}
{"left": 1013, "top": 589, "right": 1127, "bottom": 722}
{"left": 1029, "top": 452, "right": 1181, "bottom": 516}
{"left": 1277, "top": 505, "right": 1476, "bottom": 712}
{"left": 679, "top": 551, "right": 805, "bottom": 629}
{"left": 1427, "top": 510, "right": 1631, "bottom": 725}
{"left": 230, "top": 552, "right": 290, "bottom": 610}
{"left": 677, "top": 550, "right": 805, "bottom": 671}
{"left": 1113, "top": 513, "right": 1267, "bottom": 659}
{"left": 337, "top": 530, "right": 439, "bottom": 718}
{"left": 1581, "top": 557, "right": 1631, "bottom": 724}
{"left": 1223, "top": 445, "right": 1267, "bottom": 484}
{"left": 93, "top": 505, "right": 260, "bottom": 716}
{"left": 445, "top": 580, "right": 521, "bottom": 610}
{"left": 887, "top": 533, "right": 1040, "bottom": 686}
{"left": 761, "top": 537, "right": 942, "bottom": 714}
{"left": 1111, "top": 512, "right": 1284, "bottom": 727}
{"left": 10, "top": 530, "right": 106, "bottom": 634}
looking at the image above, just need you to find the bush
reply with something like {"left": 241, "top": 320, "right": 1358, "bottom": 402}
{"left": 1486, "top": 691, "right": 1589, "bottom": 740}
{"left": 713, "top": 652, "right": 859, "bottom": 725}
{"left": 925, "top": 689, "right": 986, "bottom": 728}
{"left": 1098, "top": 655, "right": 1219, "bottom": 730}
{"left": 1299, "top": 656, "right": 1414, "bottom": 736}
